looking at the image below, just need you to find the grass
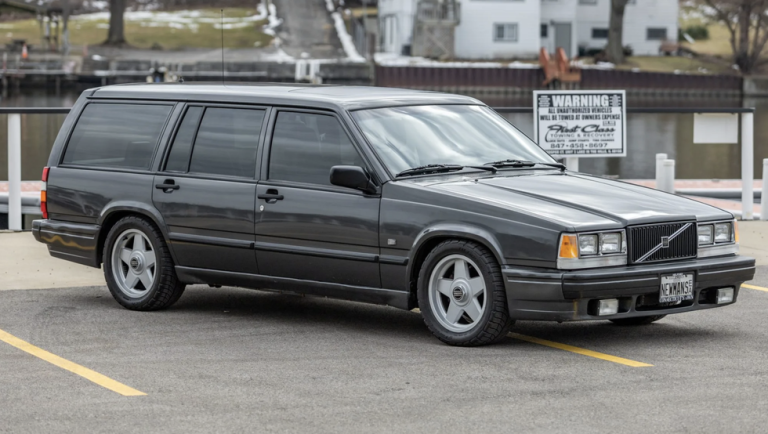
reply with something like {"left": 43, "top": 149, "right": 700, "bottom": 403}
{"left": 617, "top": 55, "right": 735, "bottom": 75}
{"left": 0, "top": 8, "right": 273, "bottom": 50}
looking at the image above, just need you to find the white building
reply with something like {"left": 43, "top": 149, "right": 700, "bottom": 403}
{"left": 378, "top": 0, "right": 679, "bottom": 59}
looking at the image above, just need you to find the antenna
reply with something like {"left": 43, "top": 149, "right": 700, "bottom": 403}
{"left": 221, "top": 9, "right": 225, "bottom": 85}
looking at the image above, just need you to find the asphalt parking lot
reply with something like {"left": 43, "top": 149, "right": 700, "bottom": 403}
{"left": 1, "top": 264, "right": 768, "bottom": 433}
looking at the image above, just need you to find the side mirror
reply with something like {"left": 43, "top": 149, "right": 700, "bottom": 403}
{"left": 330, "top": 165, "right": 377, "bottom": 195}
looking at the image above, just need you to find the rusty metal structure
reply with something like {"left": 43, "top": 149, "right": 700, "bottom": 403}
{"left": 411, "top": 0, "right": 460, "bottom": 59}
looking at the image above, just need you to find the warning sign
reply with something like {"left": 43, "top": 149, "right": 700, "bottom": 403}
{"left": 533, "top": 90, "right": 627, "bottom": 157}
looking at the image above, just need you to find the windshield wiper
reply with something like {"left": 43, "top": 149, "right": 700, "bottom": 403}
{"left": 396, "top": 164, "right": 465, "bottom": 177}
{"left": 484, "top": 159, "right": 566, "bottom": 171}
{"left": 484, "top": 159, "right": 536, "bottom": 168}
{"left": 396, "top": 164, "right": 499, "bottom": 178}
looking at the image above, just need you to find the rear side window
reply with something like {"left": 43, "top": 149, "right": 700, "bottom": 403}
{"left": 269, "top": 112, "right": 363, "bottom": 186}
{"left": 62, "top": 103, "right": 172, "bottom": 169}
{"left": 165, "top": 107, "right": 203, "bottom": 172}
{"left": 165, "top": 107, "right": 264, "bottom": 178}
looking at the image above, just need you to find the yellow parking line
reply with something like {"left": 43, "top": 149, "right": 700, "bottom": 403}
{"left": 742, "top": 283, "right": 768, "bottom": 293}
{"left": 0, "top": 328, "right": 146, "bottom": 396}
{"left": 508, "top": 333, "right": 653, "bottom": 368}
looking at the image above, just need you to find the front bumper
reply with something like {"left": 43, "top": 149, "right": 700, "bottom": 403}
{"left": 502, "top": 255, "right": 755, "bottom": 321}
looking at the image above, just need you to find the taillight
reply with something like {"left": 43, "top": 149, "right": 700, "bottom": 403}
{"left": 41, "top": 166, "right": 48, "bottom": 219}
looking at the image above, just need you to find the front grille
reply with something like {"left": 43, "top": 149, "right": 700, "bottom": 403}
{"left": 628, "top": 222, "right": 697, "bottom": 264}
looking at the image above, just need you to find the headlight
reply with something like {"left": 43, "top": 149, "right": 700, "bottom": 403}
{"left": 698, "top": 225, "right": 713, "bottom": 245}
{"left": 714, "top": 223, "right": 731, "bottom": 243}
{"left": 698, "top": 220, "right": 738, "bottom": 258}
{"left": 578, "top": 234, "right": 598, "bottom": 255}
{"left": 558, "top": 231, "right": 627, "bottom": 270}
{"left": 600, "top": 232, "right": 623, "bottom": 254}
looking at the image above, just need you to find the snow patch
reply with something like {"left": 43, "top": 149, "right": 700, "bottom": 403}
{"left": 374, "top": 52, "right": 538, "bottom": 68}
{"left": 330, "top": 11, "right": 364, "bottom": 62}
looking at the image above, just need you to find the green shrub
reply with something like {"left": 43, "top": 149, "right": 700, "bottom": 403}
{"left": 680, "top": 25, "right": 709, "bottom": 41}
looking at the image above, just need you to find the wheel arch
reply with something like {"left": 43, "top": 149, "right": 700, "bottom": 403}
{"left": 96, "top": 202, "right": 173, "bottom": 266}
{"left": 406, "top": 224, "right": 505, "bottom": 308}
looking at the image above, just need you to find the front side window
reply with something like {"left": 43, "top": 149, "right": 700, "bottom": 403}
{"left": 494, "top": 23, "right": 518, "bottom": 42}
{"left": 351, "top": 105, "right": 555, "bottom": 176}
{"left": 268, "top": 112, "right": 364, "bottom": 186}
{"left": 62, "top": 103, "right": 172, "bottom": 169}
{"left": 179, "top": 107, "right": 265, "bottom": 178}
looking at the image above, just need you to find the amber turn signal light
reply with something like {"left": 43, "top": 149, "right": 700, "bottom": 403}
{"left": 559, "top": 234, "right": 579, "bottom": 259}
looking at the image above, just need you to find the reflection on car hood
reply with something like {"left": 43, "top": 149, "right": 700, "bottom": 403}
{"left": 424, "top": 171, "right": 732, "bottom": 229}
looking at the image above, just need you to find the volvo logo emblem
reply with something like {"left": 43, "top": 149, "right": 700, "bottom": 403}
{"left": 130, "top": 257, "right": 140, "bottom": 270}
{"left": 661, "top": 236, "right": 670, "bottom": 248}
{"left": 452, "top": 287, "right": 465, "bottom": 301}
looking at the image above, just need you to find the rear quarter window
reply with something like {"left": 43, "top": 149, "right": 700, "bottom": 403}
{"left": 62, "top": 103, "right": 172, "bottom": 170}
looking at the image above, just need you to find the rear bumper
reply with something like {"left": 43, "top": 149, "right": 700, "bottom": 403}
{"left": 502, "top": 255, "right": 755, "bottom": 321}
{"left": 32, "top": 219, "right": 101, "bottom": 268}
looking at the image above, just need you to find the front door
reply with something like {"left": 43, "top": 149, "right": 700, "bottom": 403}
{"left": 255, "top": 109, "right": 381, "bottom": 288}
{"left": 153, "top": 105, "right": 267, "bottom": 273}
{"left": 554, "top": 22, "right": 572, "bottom": 58}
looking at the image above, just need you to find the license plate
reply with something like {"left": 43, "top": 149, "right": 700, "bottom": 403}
{"left": 660, "top": 273, "right": 694, "bottom": 303}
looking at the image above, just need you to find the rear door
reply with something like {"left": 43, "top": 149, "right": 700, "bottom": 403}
{"left": 255, "top": 109, "right": 381, "bottom": 287}
{"left": 153, "top": 104, "right": 268, "bottom": 273}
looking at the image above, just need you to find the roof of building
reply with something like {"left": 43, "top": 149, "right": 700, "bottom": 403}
{"left": 89, "top": 83, "right": 483, "bottom": 111}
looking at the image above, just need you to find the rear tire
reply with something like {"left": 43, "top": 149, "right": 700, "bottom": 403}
{"left": 609, "top": 315, "right": 666, "bottom": 326}
{"left": 417, "top": 240, "right": 514, "bottom": 346}
{"left": 103, "top": 216, "right": 185, "bottom": 311}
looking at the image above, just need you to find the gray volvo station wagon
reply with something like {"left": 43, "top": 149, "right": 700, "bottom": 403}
{"left": 33, "top": 83, "right": 755, "bottom": 346}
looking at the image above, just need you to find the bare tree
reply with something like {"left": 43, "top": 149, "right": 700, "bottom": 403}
{"left": 606, "top": 0, "right": 630, "bottom": 64}
{"left": 105, "top": 0, "right": 126, "bottom": 45}
{"left": 702, "top": 0, "right": 768, "bottom": 74}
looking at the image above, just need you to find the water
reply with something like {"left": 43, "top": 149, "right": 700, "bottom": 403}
{"left": 0, "top": 88, "right": 764, "bottom": 181}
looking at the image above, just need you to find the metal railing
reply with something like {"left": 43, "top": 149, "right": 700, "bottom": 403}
{"left": 1, "top": 106, "right": 762, "bottom": 231}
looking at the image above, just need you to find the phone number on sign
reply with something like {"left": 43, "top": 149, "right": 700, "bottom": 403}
{"left": 546, "top": 143, "right": 614, "bottom": 149}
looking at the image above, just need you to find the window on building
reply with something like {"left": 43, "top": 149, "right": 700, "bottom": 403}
{"left": 592, "top": 28, "right": 609, "bottom": 39}
{"left": 62, "top": 103, "right": 172, "bottom": 170}
{"left": 541, "top": 24, "right": 548, "bottom": 38}
{"left": 187, "top": 108, "right": 265, "bottom": 178}
{"left": 269, "top": 112, "right": 364, "bottom": 186}
{"left": 578, "top": 0, "right": 597, "bottom": 4}
{"left": 647, "top": 27, "right": 668, "bottom": 40}
{"left": 494, "top": 23, "right": 518, "bottom": 42}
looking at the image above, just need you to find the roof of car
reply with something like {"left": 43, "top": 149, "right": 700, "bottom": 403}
{"left": 89, "top": 83, "right": 484, "bottom": 111}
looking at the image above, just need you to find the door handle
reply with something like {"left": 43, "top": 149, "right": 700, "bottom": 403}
{"left": 258, "top": 189, "right": 284, "bottom": 204}
{"left": 155, "top": 179, "right": 180, "bottom": 192}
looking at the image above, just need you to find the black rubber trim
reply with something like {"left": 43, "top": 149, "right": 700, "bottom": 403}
{"left": 169, "top": 232, "right": 254, "bottom": 249}
{"left": 175, "top": 266, "right": 410, "bottom": 310}
{"left": 32, "top": 219, "right": 99, "bottom": 238}
{"left": 254, "top": 241, "right": 379, "bottom": 263}
{"left": 379, "top": 255, "right": 409, "bottom": 266}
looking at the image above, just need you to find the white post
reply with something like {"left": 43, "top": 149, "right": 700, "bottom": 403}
{"left": 7, "top": 113, "right": 21, "bottom": 231}
{"left": 564, "top": 157, "right": 579, "bottom": 172}
{"left": 655, "top": 153, "right": 667, "bottom": 189}
{"left": 660, "top": 159, "right": 675, "bottom": 194}
{"left": 761, "top": 158, "right": 768, "bottom": 221}
{"left": 741, "top": 112, "right": 754, "bottom": 220}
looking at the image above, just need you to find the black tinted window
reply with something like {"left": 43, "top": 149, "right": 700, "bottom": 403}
{"left": 165, "top": 106, "right": 203, "bottom": 172}
{"left": 62, "top": 103, "right": 172, "bottom": 169}
{"left": 188, "top": 108, "right": 265, "bottom": 178}
{"left": 269, "top": 112, "right": 364, "bottom": 186}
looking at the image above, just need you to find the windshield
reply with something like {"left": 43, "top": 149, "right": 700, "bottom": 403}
{"left": 351, "top": 105, "right": 555, "bottom": 176}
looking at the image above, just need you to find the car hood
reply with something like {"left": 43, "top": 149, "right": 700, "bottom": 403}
{"left": 422, "top": 171, "right": 732, "bottom": 231}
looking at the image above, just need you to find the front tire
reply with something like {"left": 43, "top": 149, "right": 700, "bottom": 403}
{"left": 417, "top": 240, "right": 514, "bottom": 346}
{"left": 609, "top": 315, "right": 666, "bottom": 326}
{"left": 103, "top": 216, "right": 185, "bottom": 311}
